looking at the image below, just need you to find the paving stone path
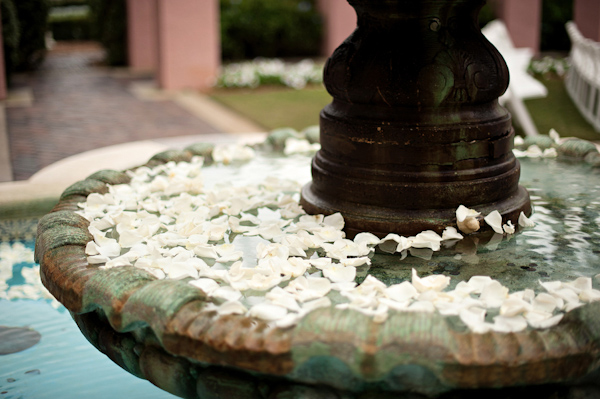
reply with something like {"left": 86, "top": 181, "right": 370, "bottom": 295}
{"left": 6, "top": 42, "right": 220, "bottom": 181}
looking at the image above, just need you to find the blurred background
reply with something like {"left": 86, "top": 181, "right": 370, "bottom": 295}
{"left": 0, "top": 0, "right": 598, "bottom": 182}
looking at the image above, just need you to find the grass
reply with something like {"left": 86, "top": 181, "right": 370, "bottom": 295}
{"left": 523, "top": 75, "right": 599, "bottom": 141}
{"left": 211, "top": 77, "right": 600, "bottom": 142}
{"left": 210, "top": 85, "right": 331, "bottom": 131}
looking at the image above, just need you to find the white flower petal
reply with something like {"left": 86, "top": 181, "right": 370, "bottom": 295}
{"left": 456, "top": 205, "right": 481, "bottom": 234}
{"left": 378, "top": 233, "right": 406, "bottom": 253}
{"left": 553, "top": 288, "right": 580, "bottom": 305}
{"left": 442, "top": 226, "right": 463, "bottom": 241}
{"left": 411, "top": 230, "right": 443, "bottom": 251}
{"left": 353, "top": 232, "right": 381, "bottom": 247}
{"left": 492, "top": 315, "right": 527, "bottom": 333}
{"left": 104, "top": 256, "right": 132, "bottom": 268}
{"left": 549, "top": 128, "right": 561, "bottom": 143}
{"left": 499, "top": 297, "right": 532, "bottom": 317}
{"left": 87, "top": 254, "right": 110, "bottom": 265}
{"left": 248, "top": 303, "right": 288, "bottom": 321}
{"left": 217, "top": 300, "right": 247, "bottom": 315}
{"left": 378, "top": 297, "right": 410, "bottom": 311}
{"left": 518, "top": 211, "right": 535, "bottom": 228}
{"left": 323, "top": 212, "right": 345, "bottom": 230}
{"left": 459, "top": 307, "right": 490, "bottom": 333}
{"left": 189, "top": 278, "right": 220, "bottom": 294}
{"left": 166, "top": 262, "right": 199, "bottom": 280}
{"left": 580, "top": 289, "right": 600, "bottom": 303}
{"left": 502, "top": 220, "right": 516, "bottom": 235}
{"left": 528, "top": 313, "right": 563, "bottom": 329}
{"left": 85, "top": 241, "right": 100, "bottom": 256}
{"left": 456, "top": 205, "right": 480, "bottom": 222}
{"left": 532, "top": 292, "right": 559, "bottom": 313}
{"left": 339, "top": 257, "right": 371, "bottom": 267}
{"left": 330, "top": 281, "right": 357, "bottom": 292}
{"left": 308, "top": 257, "right": 332, "bottom": 269}
{"left": 466, "top": 275, "right": 493, "bottom": 294}
{"left": 565, "top": 277, "right": 592, "bottom": 293}
{"left": 302, "top": 297, "right": 332, "bottom": 312}
{"left": 479, "top": 280, "right": 509, "bottom": 308}
{"left": 275, "top": 313, "right": 302, "bottom": 329}
{"left": 385, "top": 281, "right": 418, "bottom": 302}
{"left": 411, "top": 268, "right": 450, "bottom": 292}
{"left": 322, "top": 264, "right": 356, "bottom": 283}
{"left": 484, "top": 210, "right": 504, "bottom": 234}
{"left": 212, "top": 286, "right": 243, "bottom": 302}
{"left": 266, "top": 287, "right": 301, "bottom": 311}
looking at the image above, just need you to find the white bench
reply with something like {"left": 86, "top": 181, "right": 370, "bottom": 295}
{"left": 482, "top": 20, "right": 548, "bottom": 137}
{"left": 565, "top": 21, "right": 600, "bottom": 133}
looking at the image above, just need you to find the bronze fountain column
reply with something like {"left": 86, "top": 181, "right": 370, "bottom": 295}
{"left": 301, "top": 0, "right": 531, "bottom": 237}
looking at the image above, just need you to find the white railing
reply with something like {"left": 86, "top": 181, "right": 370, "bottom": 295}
{"left": 566, "top": 21, "right": 600, "bottom": 132}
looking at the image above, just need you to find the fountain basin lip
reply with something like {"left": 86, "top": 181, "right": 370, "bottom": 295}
{"left": 0, "top": 133, "right": 267, "bottom": 220}
{"left": 35, "top": 140, "right": 600, "bottom": 396}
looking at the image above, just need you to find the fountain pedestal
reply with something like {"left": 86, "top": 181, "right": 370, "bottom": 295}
{"left": 301, "top": 0, "right": 531, "bottom": 236}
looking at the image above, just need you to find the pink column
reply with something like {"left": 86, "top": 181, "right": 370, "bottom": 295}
{"left": 317, "top": 0, "right": 356, "bottom": 57}
{"left": 574, "top": 0, "right": 600, "bottom": 41}
{"left": 126, "top": 0, "right": 158, "bottom": 72}
{"left": 493, "top": 0, "right": 542, "bottom": 53}
{"left": 157, "top": 0, "right": 220, "bottom": 91}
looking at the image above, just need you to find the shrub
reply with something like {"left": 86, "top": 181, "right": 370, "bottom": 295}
{"left": 13, "top": 0, "right": 51, "bottom": 71}
{"left": 1, "top": 0, "right": 20, "bottom": 82}
{"left": 478, "top": 3, "right": 496, "bottom": 28}
{"left": 541, "top": 0, "right": 573, "bottom": 52}
{"left": 49, "top": 8, "right": 93, "bottom": 41}
{"left": 220, "top": 0, "right": 323, "bottom": 61}
{"left": 48, "top": 0, "right": 88, "bottom": 6}
{"left": 88, "top": 0, "right": 128, "bottom": 66}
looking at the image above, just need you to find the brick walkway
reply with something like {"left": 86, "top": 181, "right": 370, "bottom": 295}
{"left": 6, "top": 42, "right": 221, "bottom": 181}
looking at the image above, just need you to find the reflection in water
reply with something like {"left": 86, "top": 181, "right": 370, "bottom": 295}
{"left": 520, "top": 205, "right": 558, "bottom": 259}
{"left": 358, "top": 158, "right": 600, "bottom": 290}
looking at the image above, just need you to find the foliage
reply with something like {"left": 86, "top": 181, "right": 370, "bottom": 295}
{"left": 48, "top": 0, "right": 88, "bottom": 6}
{"left": 217, "top": 58, "right": 323, "bottom": 89}
{"left": 1, "top": 0, "right": 20, "bottom": 82}
{"left": 528, "top": 56, "right": 569, "bottom": 78}
{"left": 88, "top": 0, "right": 127, "bottom": 66}
{"left": 220, "top": 0, "right": 323, "bottom": 61}
{"left": 541, "top": 0, "right": 573, "bottom": 52}
{"left": 13, "top": 0, "right": 51, "bottom": 71}
{"left": 478, "top": 2, "right": 497, "bottom": 28}
{"left": 49, "top": 9, "right": 92, "bottom": 41}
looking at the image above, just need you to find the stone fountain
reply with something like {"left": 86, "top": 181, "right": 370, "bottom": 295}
{"left": 35, "top": 1, "right": 600, "bottom": 398}
{"left": 301, "top": 0, "right": 531, "bottom": 237}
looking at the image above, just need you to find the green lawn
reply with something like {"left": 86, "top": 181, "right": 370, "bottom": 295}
{"left": 211, "top": 78, "right": 600, "bottom": 142}
{"left": 210, "top": 85, "right": 332, "bottom": 131}
{"left": 523, "top": 76, "right": 599, "bottom": 141}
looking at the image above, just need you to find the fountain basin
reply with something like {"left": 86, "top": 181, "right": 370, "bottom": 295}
{"left": 36, "top": 140, "right": 600, "bottom": 398}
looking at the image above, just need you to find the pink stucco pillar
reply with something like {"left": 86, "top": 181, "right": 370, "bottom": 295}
{"left": 317, "top": 0, "right": 356, "bottom": 58}
{"left": 574, "top": 0, "right": 600, "bottom": 41}
{"left": 492, "top": 0, "right": 542, "bottom": 53}
{"left": 126, "top": 0, "right": 158, "bottom": 72}
{"left": 157, "top": 0, "right": 220, "bottom": 91}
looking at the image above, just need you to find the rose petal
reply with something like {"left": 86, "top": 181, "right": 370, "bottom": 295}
{"left": 484, "top": 210, "right": 504, "bottom": 234}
